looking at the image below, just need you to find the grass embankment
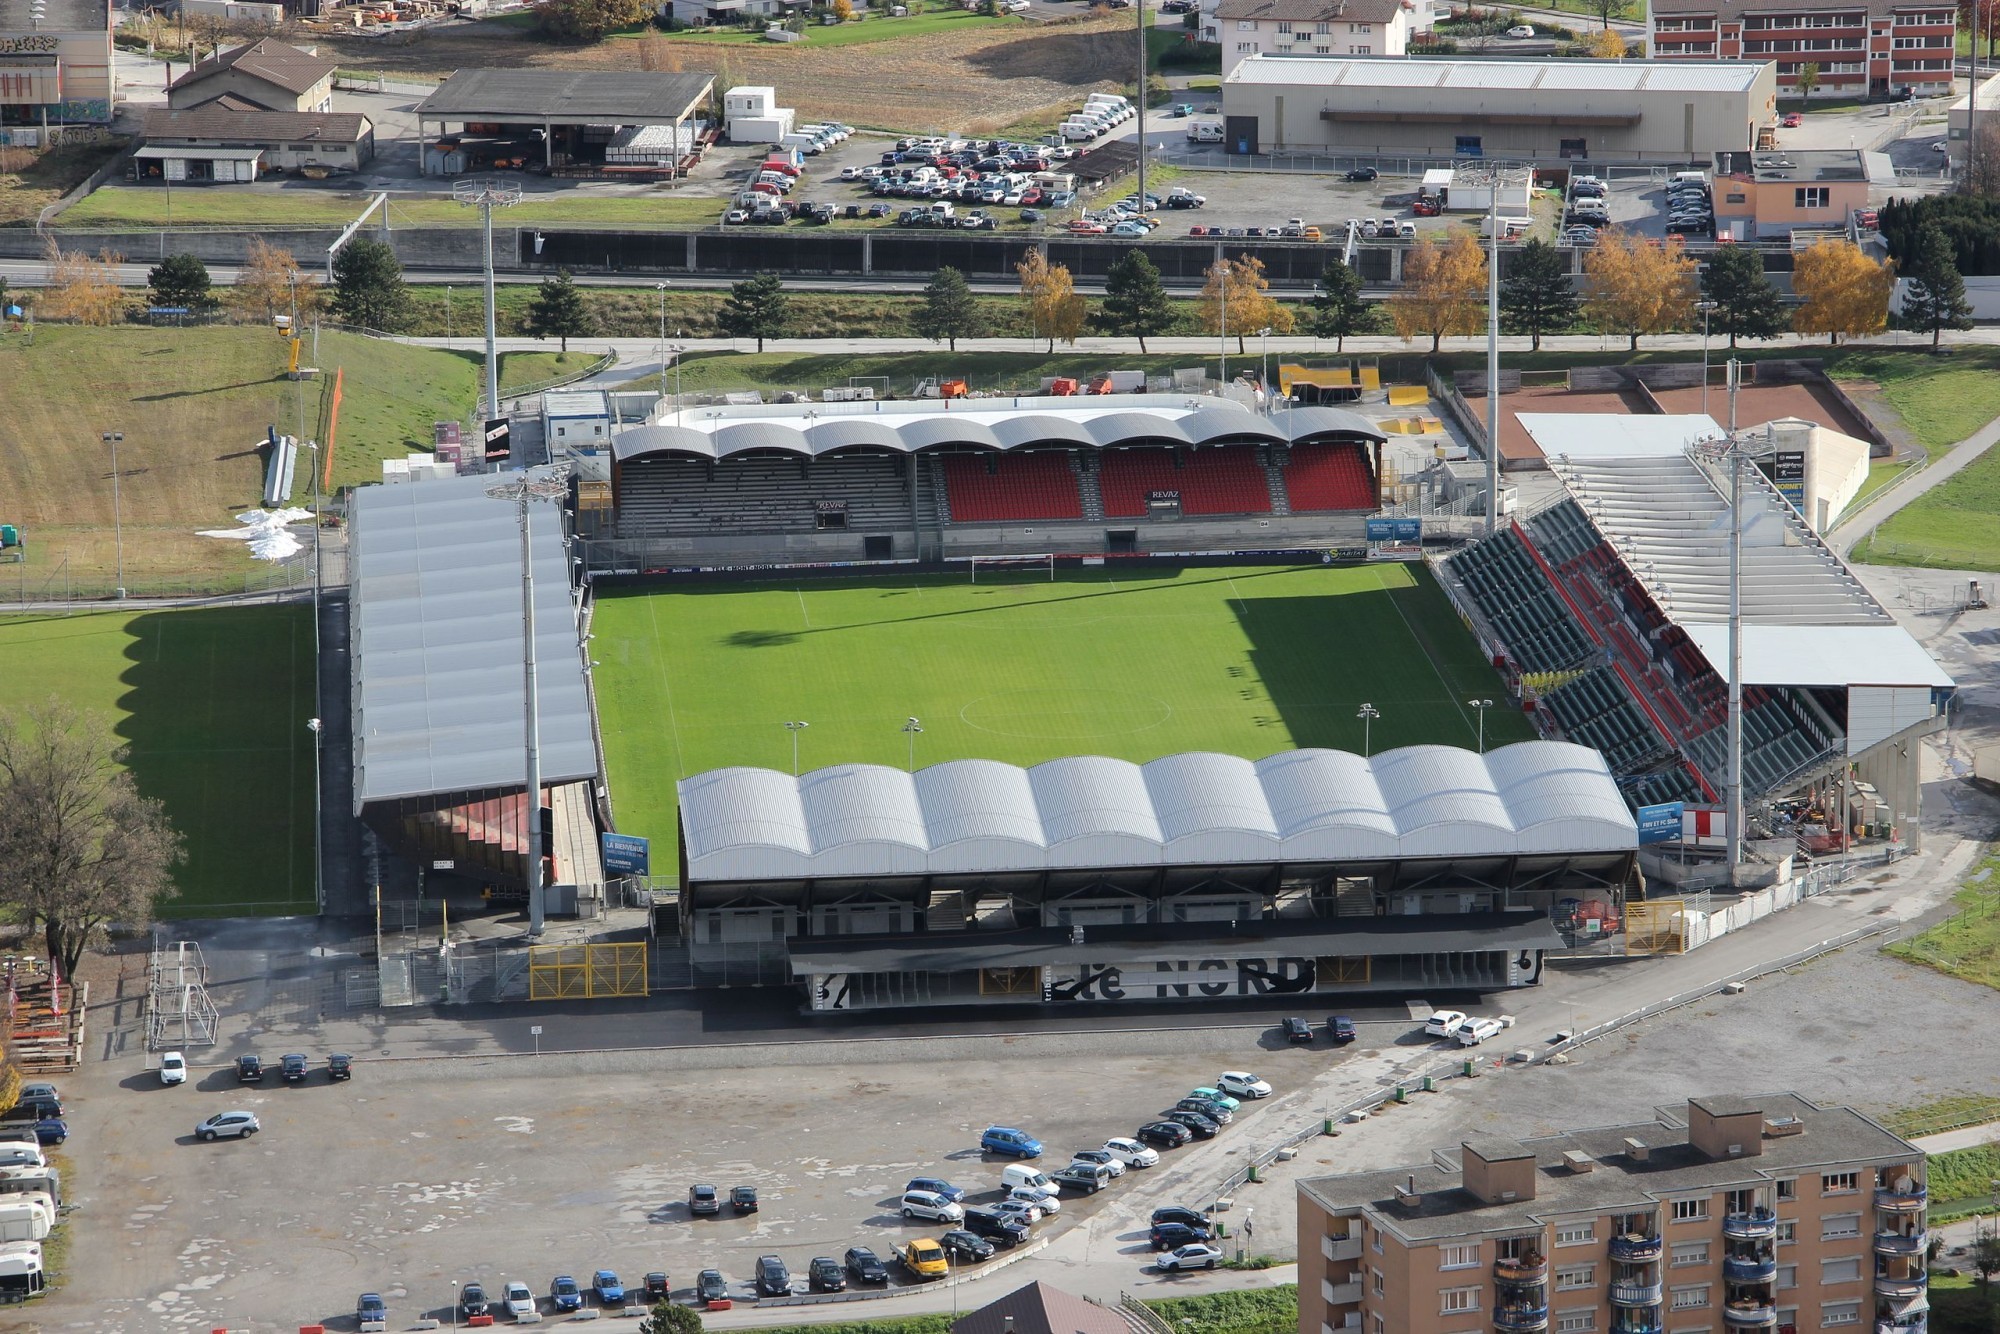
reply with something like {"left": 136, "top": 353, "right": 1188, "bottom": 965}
{"left": 0, "top": 326, "right": 477, "bottom": 595}
{"left": 57, "top": 186, "right": 726, "bottom": 230}
{"left": 646, "top": 7, "right": 1016, "bottom": 46}
{"left": 747, "top": 1289, "right": 1295, "bottom": 1334}
{"left": 0, "top": 141, "right": 128, "bottom": 226}
{"left": 1887, "top": 857, "right": 2000, "bottom": 988}
{"left": 592, "top": 564, "right": 1527, "bottom": 851}
{"left": 1885, "top": 1094, "right": 2000, "bottom": 1140}
{"left": 497, "top": 349, "right": 604, "bottom": 395}
{"left": 0, "top": 607, "right": 315, "bottom": 916}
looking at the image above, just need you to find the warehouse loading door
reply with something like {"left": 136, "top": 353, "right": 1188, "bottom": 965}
{"left": 1225, "top": 116, "right": 1259, "bottom": 156}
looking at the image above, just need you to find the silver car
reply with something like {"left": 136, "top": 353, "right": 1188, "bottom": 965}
{"left": 193, "top": 1110, "right": 260, "bottom": 1141}
{"left": 502, "top": 1281, "right": 537, "bottom": 1319}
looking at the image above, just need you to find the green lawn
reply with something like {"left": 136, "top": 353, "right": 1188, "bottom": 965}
{"left": 592, "top": 563, "right": 1531, "bottom": 852}
{"left": 0, "top": 607, "right": 315, "bottom": 917}
{"left": 58, "top": 186, "right": 724, "bottom": 230}
{"left": 1885, "top": 1093, "right": 2000, "bottom": 1139}
{"left": 1822, "top": 348, "right": 2000, "bottom": 460}
{"left": 1851, "top": 443, "right": 2000, "bottom": 571}
{"left": 1886, "top": 856, "right": 2000, "bottom": 987}
{"left": 497, "top": 349, "right": 604, "bottom": 395}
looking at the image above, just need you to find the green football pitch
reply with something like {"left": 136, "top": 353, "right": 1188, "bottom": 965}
{"left": 0, "top": 606, "right": 316, "bottom": 917}
{"left": 591, "top": 562, "right": 1531, "bottom": 854}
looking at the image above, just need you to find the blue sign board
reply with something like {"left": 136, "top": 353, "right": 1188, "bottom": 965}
{"left": 1364, "top": 517, "right": 1423, "bottom": 543}
{"left": 147, "top": 305, "right": 190, "bottom": 315}
{"left": 601, "top": 832, "right": 650, "bottom": 876}
{"left": 1635, "top": 801, "right": 1684, "bottom": 845}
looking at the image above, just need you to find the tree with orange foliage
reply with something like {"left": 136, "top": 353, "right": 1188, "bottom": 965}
{"left": 1791, "top": 239, "right": 1894, "bottom": 345}
{"left": 1582, "top": 228, "right": 1697, "bottom": 350}
{"left": 1389, "top": 232, "right": 1485, "bottom": 353}
{"left": 40, "top": 239, "right": 127, "bottom": 326}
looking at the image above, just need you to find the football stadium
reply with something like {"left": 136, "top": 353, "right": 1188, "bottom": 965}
{"left": 344, "top": 389, "right": 1950, "bottom": 1013}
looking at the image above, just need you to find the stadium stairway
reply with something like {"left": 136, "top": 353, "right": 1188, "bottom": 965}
{"left": 1077, "top": 455, "right": 1106, "bottom": 522}
{"left": 1264, "top": 451, "right": 1292, "bottom": 517}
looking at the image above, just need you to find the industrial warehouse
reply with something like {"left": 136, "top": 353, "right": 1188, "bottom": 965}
{"left": 1218, "top": 54, "right": 1778, "bottom": 162}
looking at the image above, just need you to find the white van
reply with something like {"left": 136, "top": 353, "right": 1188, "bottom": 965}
{"left": 1060, "top": 121, "right": 1099, "bottom": 142}
{"left": 1187, "top": 120, "right": 1224, "bottom": 143}
{"left": 1085, "top": 93, "right": 1131, "bottom": 118}
{"left": 1479, "top": 215, "right": 1532, "bottom": 238}
{"left": 1001, "top": 1164, "right": 1055, "bottom": 1193}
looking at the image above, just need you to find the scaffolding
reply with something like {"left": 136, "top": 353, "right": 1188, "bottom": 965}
{"left": 146, "top": 938, "right": 220, "bottom": 1051}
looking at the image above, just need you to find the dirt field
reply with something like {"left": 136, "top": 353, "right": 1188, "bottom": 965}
{"left": 316, "top": 12, "right": 1136, "bottom": 133}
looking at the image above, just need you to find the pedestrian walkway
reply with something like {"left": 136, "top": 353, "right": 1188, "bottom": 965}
{"left": 1833, "top": 411, "right": 2000, "bottom": 557}
{"left": 1914, "top": 1118, "right": 2000, "bottom": 1154}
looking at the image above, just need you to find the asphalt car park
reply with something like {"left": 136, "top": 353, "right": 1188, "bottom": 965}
{"left": 56, "top": 1043, "right": 1337, "bottom": 1330}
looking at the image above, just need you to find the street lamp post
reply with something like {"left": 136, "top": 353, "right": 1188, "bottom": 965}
{"left": 101, "top": 431, "right": 125, "bottom": 598}
{"left": 455, "top": 177, "right": 522, "bottom": 422}
{"left": 1357, "top": 702, "right": 1379, "bottom": 757}
{"left": 307, "top": 717, "right": 324, "bottom": 915}
{"left": 1695, "top": 299, "right": 1718, "bottom": 420}
{"left": 450, "top": 1281, "right": 460, "bottom": 1331}
{"left": 655, "top": 282, "right": 670, "bottom": 403}
{"left": 784, "top": 720, "right": 809, "bottom": 775}
{"left": 486, "top": 466, "right": 572, "bottom": 937}
{"left": 1259, "top": 326, "right": 1272, "bottom": 414}
{"left": 444, "top": 285, "right": 454, "bottom": 350}
{"left": 1467, "top": 698, "right": 1493, "bottom": 753}
{"left": 903, "top": 717, "right": 923, "bottom": 773}
{"left": 670, "top": 334, "right": 684, "bottom": 424}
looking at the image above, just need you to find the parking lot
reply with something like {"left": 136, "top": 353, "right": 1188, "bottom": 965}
{"left": 46, "top": 1027, "right": 1392, "bottom": 1332}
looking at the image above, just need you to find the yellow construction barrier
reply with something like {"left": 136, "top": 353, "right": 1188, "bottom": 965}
{"left": 527, "top": 942, "right": 649, "bottom": 999}
{"left": 1387, "top": 385, "right": 1430, "bottom": 407}
{"left": 1625, "top": 901, "right": 1689, "bottom": 956}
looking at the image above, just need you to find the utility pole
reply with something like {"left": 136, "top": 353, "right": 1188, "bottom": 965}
{"left": 1484, "top": 174, "right": 1501, "bottom": 536}
{"left": 1135, "top": 0, "right": 1147, "bottom": 226}
{"left": 101, "top": 431, "right": 125, "bottom": 598}
{"left": 1726, "top": 438, "right": 1743, "bottom": 882}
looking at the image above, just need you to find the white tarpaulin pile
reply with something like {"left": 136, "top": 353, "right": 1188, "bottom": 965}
{"left": 198, "top": 508, "right": 312, "bottom": 561}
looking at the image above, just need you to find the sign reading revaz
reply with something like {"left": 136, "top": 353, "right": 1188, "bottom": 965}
{"left": 1635, "top": 801, "right": 1684, "bottom": 845}
{"left": 1365, "top": 517, "right": 1422, "bottom": 543}
{"left": 600, "top": 832, "right": 650, "bottom": 876}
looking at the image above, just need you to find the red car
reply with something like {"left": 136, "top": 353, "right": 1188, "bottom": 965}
{"left": 1780, "top": 112, "right": 1802, "bottom": 127}
{"left": 1066, "top": 219, "right": 1107, "bottom": 234}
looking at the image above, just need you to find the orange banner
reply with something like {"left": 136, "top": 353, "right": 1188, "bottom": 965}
{"left": 322, "top": 366, "right": 343, "bottom": 490}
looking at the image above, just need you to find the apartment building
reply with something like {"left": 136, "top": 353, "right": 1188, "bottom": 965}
{"left": 1297, "top": 1093, "right": 1929, "bottom": 1334}
{"left": 1648, "top": 0, "right": 1955, "bottom": 100}
{"left": 1209, "top": 0, "right": 1413, "bottom": 76}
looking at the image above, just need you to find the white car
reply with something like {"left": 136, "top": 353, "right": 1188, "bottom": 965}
{"left": 902, "top": 1190, "right": 965, "bottom": 1223}
{"left": 992, "top": 1198, "right": 1044, "bottom": 1224}
{"left": 193, "top": 1110, "right": 260, "bottom": 1141}
{"left": 1506, "top": 23, "right": 1534, "bottom": 35}
{"left": 1217, "top": 1071, "right": 1272, "bottom": 1100}
{"left": 502, "top": 1280, "right": 537, "bottom": 1319}
{"left": 1423, "top": 1010, "right": 1468, "bottom": 1037}
{"left": 1008, "top": 1185, "right": 1062, "bottom": 1214}
{"left": 1457, "top": 1017, "right": 1506, "bottom": 1047}
{"left": 1159, "top": 1242, "right": 1225, "bottom": 1271}
{"left": 159, "top": 1051, "right": 187, "bottom": 1086}
{"left": 1103, "top": 1137, "right": 1160, "bottom": 1168}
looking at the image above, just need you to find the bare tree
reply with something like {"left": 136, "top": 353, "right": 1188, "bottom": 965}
{"left": 0, "top": 699, "right": 182, "bottom": 978}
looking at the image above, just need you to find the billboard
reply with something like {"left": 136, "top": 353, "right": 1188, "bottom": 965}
{"left": 1635, "top": 801, "right": 1684, "bottom": 845}
{"left": 1365, "top": 517, "right": 1422, "bottom": 543}
{"left": 600, "top": 832, "right": 650, "bottom": 876}
{"left": 1771, "top": 451, "right": 1805, "bottom": 509}
{"left": 483, "top": 418, "right": 512, "bottom": 462}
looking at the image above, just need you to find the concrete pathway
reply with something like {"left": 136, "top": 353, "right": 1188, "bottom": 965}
{"left": 1832, "top": 411, "right": 2000, "bottom": 557}
{"left": 1914, "top": 1119, "right": 2000, "bottom": 1154}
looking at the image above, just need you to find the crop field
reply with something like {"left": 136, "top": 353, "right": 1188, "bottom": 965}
{"left": 591, "top": 562, "right": 1532, "bottom": 850}
{"left": 0, "top": 605, "right": 315, "bottom": 916}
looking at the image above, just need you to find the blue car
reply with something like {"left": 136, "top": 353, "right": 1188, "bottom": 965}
{"left": 906, "top": 1176, "right": 965, "bottom": 1203}
{"left": 32, "top": 1118, "right": 65, "bottom": 1146}
{"left": 549, "top": 1275, "right": 583, "bottom": 1313}
{"left": 593, "top": 1270, "right": 625, "bottom": 1306}
{"left": 981, "top": 1126, "right": 1042, "bottom": 1159}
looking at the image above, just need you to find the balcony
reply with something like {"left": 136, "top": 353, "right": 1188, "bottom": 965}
{"left": 1875, "top": 1273, "right": 1929, "bottom": 1299}
{"left": 1496, "top": 1257, "right": 1549, "bottom": 1285}
{"left": 1722, "top": 1210, "right": 1779, "bottom": 1240}
{"left": 1875, "top": 1230, "right": 1929, "bottom": 1256}
{"left": 1609, "top": 1234, "right": 1664, "bottom": 1263}
{"left": 1721, "top": 1302, "right": 1778, "bottom": 1327}
{"left": 1322, "top": 1279, "right": 1362, "bottom": 1307}
{"left": 1612, "top": 1319, "right": 1665, "bottom": 1334}
{"left": 1876, "top": 1185, "right": 1928, "bottom": 1212}
{"left": 1323, "top": 1235, "right": 1362, "bottom": 1262}
{"left": 1610, "top": 1281, "right": 1664, "bottom": 1307}
{"left": 1494, "top": 1302, "right": 1551, "bottom": 1332}
{"left": 1876, "top": 1316, "right": 1927, "bottom": 1334}
{"left": 1723, "top": 1257, "right": 1778, "bottom": 1283}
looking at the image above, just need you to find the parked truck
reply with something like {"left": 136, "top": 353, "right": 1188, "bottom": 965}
{"left": 1186, "top": 120, "right": 1224, "bottom": 143}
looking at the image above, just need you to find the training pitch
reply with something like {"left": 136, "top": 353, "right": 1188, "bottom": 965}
{"left": 0, "top": 606, "right": 316, "bottom": 916}
{"left": 591, "top": 562, "right": 1530, "bottom": 851}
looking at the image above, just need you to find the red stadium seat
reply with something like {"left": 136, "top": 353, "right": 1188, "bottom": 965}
{"left": 941, "top": 452, "right": 1082, "bottom": 522}
{"left": 1098, "top": 446, "right": 1273, "bottom": 517}
{"left": 1284, "top": 443, "right": 1376, "bottom": 512}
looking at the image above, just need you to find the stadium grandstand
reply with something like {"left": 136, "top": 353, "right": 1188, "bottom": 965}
{"left": 671, "top": 742, "right": 1637, "bottom": 1009}
{"left": 589, "top": 397, "right": 1389, "bottom": 569}
{"left": 1436, "top": 418, "right": 1950, "bottom": 860}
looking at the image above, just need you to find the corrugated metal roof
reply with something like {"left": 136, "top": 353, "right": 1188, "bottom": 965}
{"left": 1225, "top": 54, "right": 1767, "bottom": 94}
{"left": 415, "top": 68, "right": 715, "bottom": 125}
{"left": 1679, "top": 624, "right": 1952, "bottom": 689}
{"left": 614, "top": 397, "right": 1382, "bottom": 463}
{"left": 350, "top": 470, "right": 597, "bottom": 809}
{"left": 678, "top": 742, "right": 1635, "bottom": 883}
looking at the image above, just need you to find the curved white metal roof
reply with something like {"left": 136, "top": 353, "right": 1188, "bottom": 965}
{"left": 676, "top": 742, "right": 1635, "bottom": 883}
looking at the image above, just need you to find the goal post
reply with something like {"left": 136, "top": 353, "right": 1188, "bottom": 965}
{"left": 968, "top": 553, "right": 1056, "bottom": 583}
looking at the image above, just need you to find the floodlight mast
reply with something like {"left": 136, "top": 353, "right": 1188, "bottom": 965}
{"left": 457, "top": 178, "right": 523, "bottom": 423}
